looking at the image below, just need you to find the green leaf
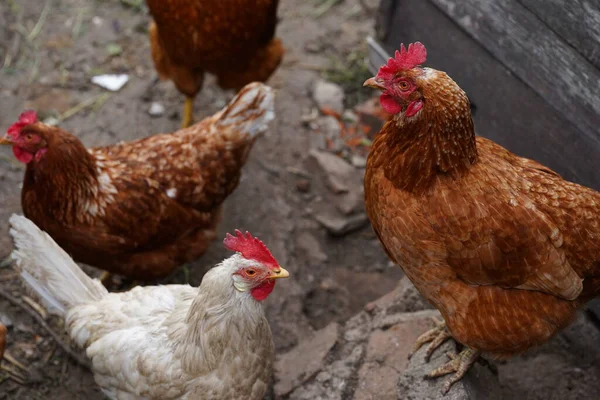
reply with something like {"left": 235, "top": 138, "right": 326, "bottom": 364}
{"left": 106, "top": 43, "right": 122, "bottom": 57}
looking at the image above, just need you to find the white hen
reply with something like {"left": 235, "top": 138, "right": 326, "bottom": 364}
{"left": 9, "top": 214, "right": 289, "bottom": 400}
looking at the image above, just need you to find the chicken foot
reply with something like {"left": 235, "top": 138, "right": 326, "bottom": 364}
{"left": 408, "top": 317, "right": 451, "bottom": 361}
{"left": 426, "top": 348, "right": 481, "bottom": 394}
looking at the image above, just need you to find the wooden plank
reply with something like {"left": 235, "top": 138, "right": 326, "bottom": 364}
{"left": 518, "top": 0, "right": 600, "bottom": 70}
{"left": 428, "top": 0, "right": 600, "bottom": 149}
{"left": 375, "top": 0, "right": 600, "bottom": 190}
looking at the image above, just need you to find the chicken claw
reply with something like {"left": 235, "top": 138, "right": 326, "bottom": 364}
{"left": 408, "top": 317, "right": 451, "bottom": 361}
{"left": 426, "top": 347, "right": 481, "bottom": 394}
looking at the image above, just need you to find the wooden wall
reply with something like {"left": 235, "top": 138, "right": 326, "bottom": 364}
{"left": 375, "top": 0, "right": 600, "bottom": 190}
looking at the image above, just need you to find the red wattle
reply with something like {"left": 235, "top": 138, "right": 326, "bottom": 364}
{"left": 250, "top": 280, "right": 276, "bottom": 301}
{"left": 380, "top": 94, "right": 403, "bottom": 115}
{"left": 12, "top": 146, "right": 33, "bottom": 164}
{"left": 405, "top": 100, "right": 423, "bottom": 117}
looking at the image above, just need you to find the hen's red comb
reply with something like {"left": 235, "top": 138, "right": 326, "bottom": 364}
{"left": 223, "top": 230, "right": 279, "bottom": 269}
{"left": 7, "top": 110, "right": 38, "bottom": 139}
{"left": 377, "top": 42, "right": 427, "bottom": 80}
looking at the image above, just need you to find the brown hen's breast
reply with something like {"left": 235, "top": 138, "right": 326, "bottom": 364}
{"left": 365, "top": 133, "right": 600, "bottom": 357}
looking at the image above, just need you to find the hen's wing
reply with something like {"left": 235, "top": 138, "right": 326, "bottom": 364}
{"left": 424, "top": 145, "right": 583, "bottom": 301}
{"left": 67, "top": 285, "right": 198, "bottom": 398}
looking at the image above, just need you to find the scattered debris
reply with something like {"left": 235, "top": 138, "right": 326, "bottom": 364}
{"left": 313, "top": 79, "right": 345, "bottom": 115}
{"left": 91, "top": 74, "right": 129, "bottom": 92}
{"left": 148, "top": 102, "right": 165, "bottom": 117}
{"left": 0, "top": 287, "right": 90, "bottom": 370}
{"left": 105, "top": 43, "right": 123, "bottom": 57}
{"left": 316, "top": 115, "right": 344, "bottom": 152}
{"left": 296, "top": 179, "right": 311, "bottom": 193}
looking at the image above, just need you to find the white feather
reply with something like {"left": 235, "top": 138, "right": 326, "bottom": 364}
{"left": 9, "top": 214, "right": 108, "bottom": 316}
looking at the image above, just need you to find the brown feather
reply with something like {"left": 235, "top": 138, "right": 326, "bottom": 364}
{"left": 19, "top": 94, "right": 267, "bottom": 280}
{"left": 146, "top": 0, "right": 283, "bottom": 97}
{"left": 365, "top": 68, "right": 600, "bottom": 357}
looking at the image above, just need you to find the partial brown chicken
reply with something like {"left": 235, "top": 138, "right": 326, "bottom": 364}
{"left": 146, "top": 0, "right": 284, "bottom": 127}
{"left": 9, "top": 215, "right": 289, "bottom": 399}
{"left": 363, "top": 43, "right": 600, "bottom": 393}
{"left": 0, "top": 83, "right": 275, "bottom": 282}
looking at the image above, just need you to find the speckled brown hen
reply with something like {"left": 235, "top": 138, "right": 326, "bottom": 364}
{"left": 0, "top": 83, "right": 275, "bottom": 283}
{"left": 363, "top": 43, "right": 600, "bottom": 393}
{"left": 146, "top": 0, "right": 283, "bottom": 128}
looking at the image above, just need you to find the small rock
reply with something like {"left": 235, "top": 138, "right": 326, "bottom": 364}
{"left": 309, "top": 149, "right": 356, "bottom": 194}
{"left": 0, "top": 313, "right": 13, "bottom": 328}
{"left": 316, "top": 116, "right": 344, "bottom": 152}
{"left": 351, "top": 154, "right": 367, "bottom": 168}
{"left": 148, "top": 102, "right": 165, "bottom": 117}
{"left": 335, "top": 190, "right": 364, "bottom": 215}
{"left": 296, "top": 179, "right": 311, "bottom": 193}
{"left": 315, "top": 212, "right": 369, "bottom": 236}
{"left": 275, "top": 323, "right": 340, "bottom": 397}
{"left": 296, "top": 232, "right": 328, "bottom": 263}
{"left": 304, "top": 40, "right": 323, "bottom": 53}
{"left": 342, "top": 109, "right": 359, "bottom": 123}
{"left": 313, "top": 79, "right": 345, "bottom": 115}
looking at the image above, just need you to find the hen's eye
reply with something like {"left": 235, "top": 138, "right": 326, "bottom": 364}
{"left": 26, "top": 134, "right": 33, "bottom": 141}
{"left": 398, "top": 81, "right": 410, "bottom": 90}
{"left": 246, "top": 269, "right": 256, "bottom": 276}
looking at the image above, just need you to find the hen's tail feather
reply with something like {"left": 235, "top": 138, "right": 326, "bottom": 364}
{"left": 9, "top": 215, "right": 108, "bottom": 317}
{"left": 214, "top": 82, "right": 275, "bottom": 139}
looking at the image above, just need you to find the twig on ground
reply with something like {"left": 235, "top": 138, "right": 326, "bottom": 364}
{"left": 27, "top": 0, "right": 52, "bottom": 41}
{"left": 0, "top": 286, "right": 90, "bottom": 370}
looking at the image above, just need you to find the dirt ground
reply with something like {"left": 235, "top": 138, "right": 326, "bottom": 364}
{"left": 0, "top": 1, "right": 598, "bottom": 399}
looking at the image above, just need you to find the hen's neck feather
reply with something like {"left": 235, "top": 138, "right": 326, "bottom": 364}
{"left": 371, "top": 70, "right": 478, "bottom": 194}
{"left": 22, "top": 127, "right": 110, "bottom": 224}
{"left": 173, "top": 255, "right": 268, "bottom": 374}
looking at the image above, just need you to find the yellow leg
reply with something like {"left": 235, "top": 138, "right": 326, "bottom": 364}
{"left": 99, "top": 271, "right": 113, "bottom": 286}
{"left": 181, "top": 96, "right": 194, "bottom": 128}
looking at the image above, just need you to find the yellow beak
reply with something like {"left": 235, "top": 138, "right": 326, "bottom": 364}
{"left": 363, "top": 77, "right": 386, "bottom": 91}
{"left": 269, "top": 267, "right": 290, "bottom": 279}
{"left": 0, "top": 136, "right": 13, "bottom": 146}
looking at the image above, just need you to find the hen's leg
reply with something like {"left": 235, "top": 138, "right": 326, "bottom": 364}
{"left": 408, "top": 317, "right": 451, "bottom": 361}
{"left": 181, "top": 96, "right": 195, "bottom": 128}
{"left": 99, "top": 271, "right": 114, "bottom": 287}
{"left": 426, "top": 348, "right": 481, "bottom": 394}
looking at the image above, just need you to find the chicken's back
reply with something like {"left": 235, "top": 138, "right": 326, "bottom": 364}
{"left": 67, "top": 284, "right": 273, "bottom": 399}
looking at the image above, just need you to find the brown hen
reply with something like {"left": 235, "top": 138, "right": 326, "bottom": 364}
{"left": 146, "top": 0, "right": 283, "bottom": 127}
{"left": 0, "top": 83, "right": 275, "bottom": 283}
{"left": 363, "top": 43, "right": 600, "bottom": 393}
